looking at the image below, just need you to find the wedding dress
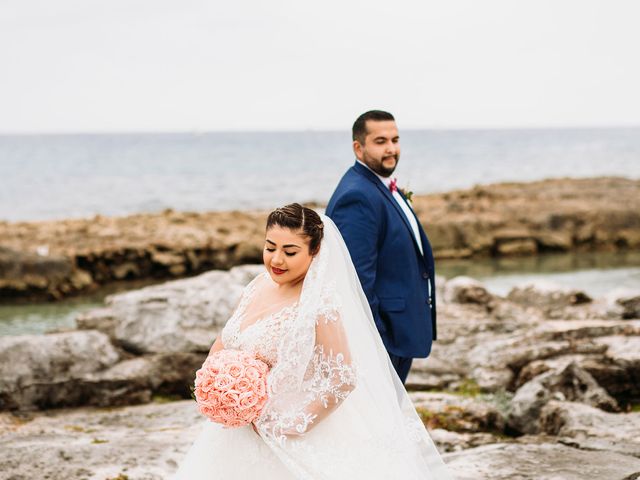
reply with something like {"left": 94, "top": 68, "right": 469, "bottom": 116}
{"left": 172, "top": 216, "right": 453, "bottom": 479}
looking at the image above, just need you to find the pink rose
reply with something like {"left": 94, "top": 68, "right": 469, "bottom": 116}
{"left": 244, "top": 366, "right": 260, "bottom": 381}
{"left": 213, "top": 374, "right": 236, "bottom": 390}
{"left": 238, "top": 392, "right": 259, "bottom": 410}
{"left": 235, "top": 378, "right": 252, "bottom": 392}
{"left": 225, "top": 362, "right": 246, "bottom": 378}
{"left": 252, "top": 380, "right": 267, "bottom": 397}
{"left": 192, "top": 349, "right": 270, "bottom": 427}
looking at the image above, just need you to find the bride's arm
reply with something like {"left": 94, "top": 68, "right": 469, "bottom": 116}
{"left": 259, "top": 311, "right": 356, "bottom": 437}
{"left": 294, "top": 311, "right": 356, "bottom": 432}
{"left": 208, "top": 336, "right": 225, "bottom": 356}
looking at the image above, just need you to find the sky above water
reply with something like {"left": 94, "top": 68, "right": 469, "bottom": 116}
{"left": 1, "top": 0, "right": 639, "bottom": 132}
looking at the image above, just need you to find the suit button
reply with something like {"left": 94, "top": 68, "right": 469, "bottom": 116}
{"left": 426, "top": 297, "right": 432, "bottom": 305}
{"left": 422, "top": 272, "right": 428, "bottom": 279}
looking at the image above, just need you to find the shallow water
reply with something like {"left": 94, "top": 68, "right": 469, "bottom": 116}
{"left": 437, "top": 250, "right": 640, "bottom": 297}
{"left": 2, "top": 251, "right": 638, "bottom": 336}
{"left": 0, "top": 279, "right": 161, "bottom": 336}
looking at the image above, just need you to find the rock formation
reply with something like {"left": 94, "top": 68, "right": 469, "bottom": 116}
{"left": 1, "top": 177, "right": 638, "bottom": 301}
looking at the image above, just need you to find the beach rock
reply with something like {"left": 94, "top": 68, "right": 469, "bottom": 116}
{"left": 594, "top": 335, "right": 640, "bottom": 404}
{"left": 415, "top": 177, "right": 640, "bottom": 260}
{"left": 0, "top": 399, "right": 203, "bottom": 480}
{"left": 507, "top": 362, "right": 619, "bottom": 434}
{"left": 2, "top": 398, "right": 640, "bottom": 480}
{"left": 406, "top": 356, "right": 462, "bottom": 391}
{"left": 229, "top": 264, "right": 266, "bottom": 284}
{"left": 0, "top": 246, "right": 83, "bottom": 300}
{"left": 617, "top": 293, "right": 640, "bottom": 319}
{"left": 514, "top": 354, "right": 600, "bottom": 388}
{"left": 467, "top": 335, "right": 604, "bottom": 377}
{"left": 445, "top": 442, "right": 640, "bottom": 480}
{"left": 76, "top": 307, "right": 119, "bottom": 337}
{"left": 0, "top": 331, "right": 120, "bottom": 410}
{"left": 0, "top": 328, "right": 207, "bottom": 411}
{"left": 469, "top": 367, "right": 515, "bottom": 392}
{"left": 443, "top": 276, "right": 493, "bottom": 305}
{"left": 507, "top": 282, "right": 592, "bottom": 310}
{"left": 429, "top": 428, "right": 503, "bottom": 452}
{"left": 410, "top": 392, "right": 506, "bottom": 434}
{"left": 539, "top": 400, "right": 640, "bottom": 458}
{"left": 1, "top": 177, "right": 639, "bottom": 301}
{"left": 84, "top": 352, "right": 206, "bottom": 404}
{"left": 99, "top": 268, "right": 254, "bottom": 354}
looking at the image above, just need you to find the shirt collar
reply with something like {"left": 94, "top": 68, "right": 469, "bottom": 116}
{"left": 356, "top": 160, "right": 393, "bottom": 188}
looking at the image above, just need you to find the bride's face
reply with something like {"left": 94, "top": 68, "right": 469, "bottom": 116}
{"left": 263, "top": 226, "right": 315, "bottom": 285}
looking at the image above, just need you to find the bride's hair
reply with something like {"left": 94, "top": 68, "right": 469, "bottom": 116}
{"left": 266, "top": 203, "right": 324, "bottom": 254}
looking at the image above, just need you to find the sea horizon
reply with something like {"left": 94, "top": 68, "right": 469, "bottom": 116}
{"left": 1, "top": 126, "right": 639, "bottom": 222}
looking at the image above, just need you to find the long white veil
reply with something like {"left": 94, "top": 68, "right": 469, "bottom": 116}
{"left": 253, "top": 215, "right": 453, "bottom": 479}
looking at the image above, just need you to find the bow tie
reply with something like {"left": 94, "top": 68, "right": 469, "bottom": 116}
{"left": 389, "top": 177, "right": 398, "bottom": 193}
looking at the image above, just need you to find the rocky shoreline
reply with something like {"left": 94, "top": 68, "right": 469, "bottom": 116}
{"left": 1, "top": 265, "right": 640, "bottom": 479}
{"left": 1, "top": 176, "right": 639, "bottom": 302}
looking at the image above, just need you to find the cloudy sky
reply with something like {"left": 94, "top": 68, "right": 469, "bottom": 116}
{"left": 1, "top": 0, "right": 639, "bottom": 132}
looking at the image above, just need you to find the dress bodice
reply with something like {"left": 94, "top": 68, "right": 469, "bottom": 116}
{"left": 221, "top": 273, "right": 299, "bottom": 368}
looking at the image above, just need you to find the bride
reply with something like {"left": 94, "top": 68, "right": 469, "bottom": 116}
{"left": 172, "top": 203, "right": 453, "bottom": 479}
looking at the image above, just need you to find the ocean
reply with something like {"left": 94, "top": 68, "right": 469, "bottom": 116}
{"left": 1, "top": 127, "right": 639, "bottom": 222}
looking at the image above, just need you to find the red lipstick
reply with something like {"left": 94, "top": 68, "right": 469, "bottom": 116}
{"left": 271, "top": 267, "right": 287, "bottom": 275}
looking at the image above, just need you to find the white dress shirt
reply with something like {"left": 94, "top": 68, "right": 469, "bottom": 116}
{"left": 357, "top": 160, "right": 424, "bottom": 255}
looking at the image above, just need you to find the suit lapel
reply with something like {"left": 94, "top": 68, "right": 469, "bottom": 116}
{"left": 352, "top": 162, "right": 426, "bottom": 263}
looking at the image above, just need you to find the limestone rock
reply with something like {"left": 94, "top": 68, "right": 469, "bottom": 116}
{"left": 617, "top": 293, "right": 640, "bottom": 319}
{"left": 0, "top": 400, "right": 203, "bottom": 480}
{"left": 103, "top": 269, "right": 251, "bottom": 354}
{"left": 507, "top": 282, "right": 592, "bottom": 310}
{"left": 540, "top": 400, "right": 640, "bottom": 458}
{"left": 508, "top": 362, "right": 619, "bottom": 434}
{"left": 0, "top": 331, "right": 120, "bottom": 410}
{"left": 445, "top": 442, "right": 640, "bottom": 480}
{"left": 443, "top": 276, "right": 493, "bottom": 305}
{"left": 411, "top": 392, "right": 506, "bottom": 434}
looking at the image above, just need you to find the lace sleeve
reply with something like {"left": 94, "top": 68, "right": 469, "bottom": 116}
{"left": 296, "top": 311, "right": 357, "bottom": 430}
{"left": 255, "top": 307, "right": 357, "bottom": 441}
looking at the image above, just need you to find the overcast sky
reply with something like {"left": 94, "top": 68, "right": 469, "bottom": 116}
{"left": 1, "top": 0, "right": 639, "bottom": 133}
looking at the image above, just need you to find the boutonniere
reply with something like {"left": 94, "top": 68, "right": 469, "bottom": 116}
{"left": 399, "top": 187, "right": 414, "bottom": 204}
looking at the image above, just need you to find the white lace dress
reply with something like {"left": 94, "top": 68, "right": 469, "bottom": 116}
{"left": 173, "top": 222, "right": 453, "bottom": 480}
{"left": 172, "top": 272, "right": 352, "bottom": 479}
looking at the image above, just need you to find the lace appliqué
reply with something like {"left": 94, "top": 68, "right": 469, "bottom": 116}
{"left": 314, "top": 280, "right": 341, "bottom": 325}
{"left": 305, "top": 345, "right": 357, "bottom": 409}
{"left": 221, "top": 273, "right": 299, "bottom": 368}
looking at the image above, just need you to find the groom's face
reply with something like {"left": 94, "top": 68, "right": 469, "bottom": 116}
{"left": 353, "top": 120, "right": 400, "bottom": 177}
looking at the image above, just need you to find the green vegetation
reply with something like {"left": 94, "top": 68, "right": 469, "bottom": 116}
{"left": 152, "top": 394, "right": 183, "bottom": 404}
{"left": 91, "top": 438, "right": 108, "bottom": 444}
{"left": 452, "top": 378, "right": 482, "bottom": 397}
{"left": 65, "top": 424, "right": 96, "bottom": 434}
{"left": 416, "top": 406, "right": 470, "bottom": 432}
{"left": 106, "top": 474, "right": 129, "bottom": 480}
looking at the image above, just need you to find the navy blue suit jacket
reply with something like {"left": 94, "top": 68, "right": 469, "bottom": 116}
{"left": 326, "top": 161, "right": 437, "bottom": 358}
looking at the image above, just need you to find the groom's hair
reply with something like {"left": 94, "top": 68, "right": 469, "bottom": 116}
{"left": 352, "top": 110, "right": 395, "bottom": 144}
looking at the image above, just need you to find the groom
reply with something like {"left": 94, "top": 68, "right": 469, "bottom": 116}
{"left": 326, "top": 110, "right": 437, "bottom": 384}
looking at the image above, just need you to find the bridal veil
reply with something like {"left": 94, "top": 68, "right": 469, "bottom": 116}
{"left": 174, "top": 215, "right": 453, "bottom": 479}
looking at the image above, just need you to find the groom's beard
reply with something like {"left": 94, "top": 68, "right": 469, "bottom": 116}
{"left": 364, "top": 153, "right": 399, "bottom": 177}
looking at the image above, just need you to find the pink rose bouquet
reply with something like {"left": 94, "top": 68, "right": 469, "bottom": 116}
{"left": 193, "top": 349, "right": 269, "bottom": 427}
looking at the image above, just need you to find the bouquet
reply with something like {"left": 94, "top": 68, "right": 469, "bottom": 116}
{"left": 193, "top": 349, "right": 269, "bottom": 427}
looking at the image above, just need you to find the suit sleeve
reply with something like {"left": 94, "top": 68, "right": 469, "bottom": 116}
{"left": 329, "top": 190, "right": 386, "bottom": 335}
